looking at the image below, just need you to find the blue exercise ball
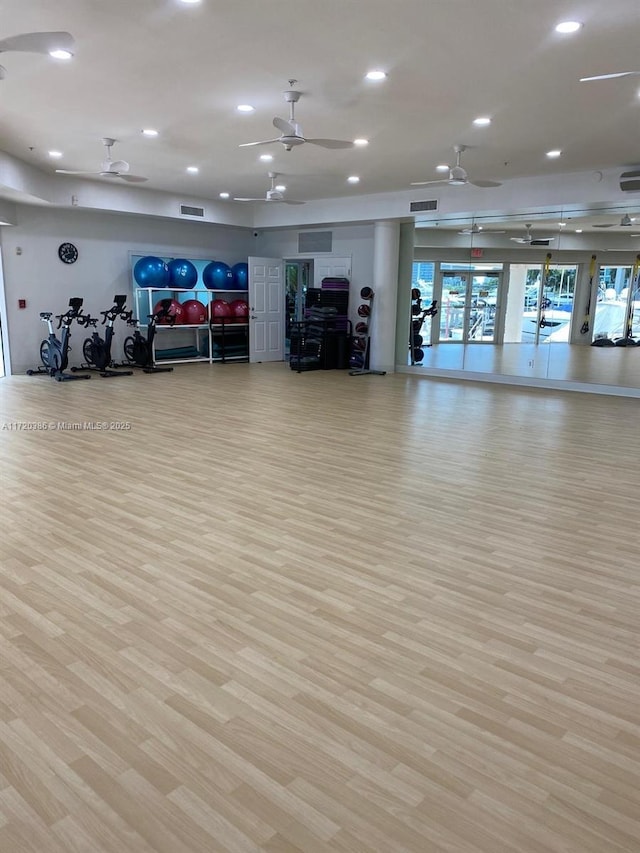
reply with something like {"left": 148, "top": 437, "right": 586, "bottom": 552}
{"left": 203, "top": 260, "right": 234, "bottom": 290}
{"left": 231, "top": 262, "right": 249, "bottom": 290}
{"left": 168, "top": 258, "right": 198, "bottom": 289}
{"left": 133, "top": 256, "right": 170, "bottom": 288}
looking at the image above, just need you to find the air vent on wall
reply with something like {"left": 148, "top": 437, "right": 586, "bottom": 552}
{"left": 410, "top": 199, "right": 438, "bottom": 213}
{"left": 298, "top": 230, "right": 333, "bottom": 253}
{"left": 620, "top": 170, "right": 640, "bottom": 192}
{"left": 180, "top": 204, "right": 205, "bottom": 217}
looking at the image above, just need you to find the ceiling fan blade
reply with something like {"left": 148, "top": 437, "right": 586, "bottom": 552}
{"left": 0, "top": 65, "right": 6, "bottom": 79}
{"left": 410, "top": 179, "right": 448, "bottom": 186}
{"left": 0, "top": 31, "right": 75, "bottom": 55}
{"left": 239, "top": 139, "right": 281, "bottom": 148}
{"left": 119, "top": 174, "right": 148, "bottom": 183}
{"left": 593, "top": 223, "right": 615, "bottom": 228}
{"left": 580, "top": 71, "right": 640, "bottom": 81}
{"left": 233, "top": 197, "right": 264, "bottom": 202}
{"left": 469, "top": 179, "right": 502, "bottom": 188}
{"left": 305, "top": 138, "right": 354, "bottom": 149}
{"left": 273, "top": 116, "right": 296, "bottom": 135}
{"left": 282, "top": 199, "right": 305, "bottom": 205}
{"left": 460, "top": 228, "right": 507, "bottom": 235}
{"left": 55, "top": 169, "right": 101, "bottom": 176}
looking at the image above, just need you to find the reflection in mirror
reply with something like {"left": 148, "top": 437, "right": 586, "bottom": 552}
{"left": 411, "top": 202, "right": 640, "bottom": 390}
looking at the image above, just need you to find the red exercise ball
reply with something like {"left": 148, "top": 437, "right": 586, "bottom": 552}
{"left": 210, "top": 299, "right": 232, "bottom": 321}
{"left": 181, "top": 299, "right": 207, "bottom": 325}
{"left": 153, "top": 298, "right": 185, "bottom": 324}
{"left": 229, "top": 299, "right": 249, "bottom": 323}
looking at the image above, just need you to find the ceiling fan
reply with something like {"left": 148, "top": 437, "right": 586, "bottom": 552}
{"left": 593, "top": 214, "right": 634, "bottom": 228}
{"left": 458, "top": 223, "right": 506, "bottom": 235}
{"left": 510, "top": 224, "right": 556, "bottom": 245}
{"left": 412, "top": 145, "right": 502, "bottom": 189}
{"left": 239, "top": 81, "right": 354, "bottom": 152}
{"left": 55, "top": 138, "right": 148, "bottom": 182}
{"left": 234, "top": 172, "right": 305, "bottom": 204}
{"left": 0, "top": 31, "right": 74, "bottom": 79}
{"left": 580, "top": 71, "right": 640, "bottom": 82}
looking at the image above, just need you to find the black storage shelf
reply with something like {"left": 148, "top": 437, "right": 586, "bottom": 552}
{"left": 210, "top": 318, "right": 249, "bottom": 363}
{"left": 289, "top": 318, "right": 351, "bottom": 373}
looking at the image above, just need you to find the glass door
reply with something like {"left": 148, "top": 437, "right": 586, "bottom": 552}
{"left": 439, "top": 270, "right": 501, "bottom": 343}
{"left": 284, "top": 261, "right": 310, "bottom": 355}
{"left": 513, "top": 262, "right": 577, "bottom": 344}
{"left": 592, "top": 263, "right": 639, "bottom": 343}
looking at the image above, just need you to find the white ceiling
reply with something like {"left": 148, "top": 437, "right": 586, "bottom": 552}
{"left": 1, "top": 0, "right": 639, "bottom": 213}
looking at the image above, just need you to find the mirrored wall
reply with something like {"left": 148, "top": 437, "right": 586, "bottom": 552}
{"left": 408, "top": 203, "right": 640, "bottom": 392}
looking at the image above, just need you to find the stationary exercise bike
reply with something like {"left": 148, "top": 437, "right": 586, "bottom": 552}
{"left": 74, "top": 295, "right": 133, "bottom": 377}
{"left": 121, "top": 298, "right": 175, "bottom": 373}
{"left": 27, "top": 297, "right": 92, "bottom": 381}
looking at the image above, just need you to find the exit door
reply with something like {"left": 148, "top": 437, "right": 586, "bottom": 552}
{"left": 439, "top": 271, "right": 501, "bottom": 343}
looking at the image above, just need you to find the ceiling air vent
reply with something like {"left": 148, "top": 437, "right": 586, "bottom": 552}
{"left": 410, "top": 199, "right": 438, "bottom": 213}
{"left": 298, "top": 231, "right": 333, "bottom": 253}
{"left": 180, "top": 204, "right": 205, "bottom": 217}
{"left": 620, "top": 170, "right": 640, "bottom": 192}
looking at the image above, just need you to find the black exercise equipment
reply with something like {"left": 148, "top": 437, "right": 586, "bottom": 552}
{"left": 409, "top": 290, "right": 438, "bottom": 364}
{"left": 27, "top": 297, "right": 91, "bottom": 381}
{"left": 74, "top": 295, "right": 133, "bottom": 377}
{"left": 349, "top": 287, "right": 386, "bottom": 377}
{"left": 121, "top": 298, "right": 175, "bottom": 373}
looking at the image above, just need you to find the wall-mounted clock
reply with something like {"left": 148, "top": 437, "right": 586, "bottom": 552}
{"left": 58, "top": 242, "right": 79, "bottom": 264}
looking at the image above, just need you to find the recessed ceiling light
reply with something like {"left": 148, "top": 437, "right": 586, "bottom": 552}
{"left": 365, "top": 70, "right": 387, "bottom": 81}
{"left": 575, "top": 229, "right": 583, "bottom": 233}
{"left": 436, "top": 164, "right": 450, "bottom": 172}
{"left": 558, "top": 222, "right": 566, "bottom": 227}
{"left": 546, "top": 149, "right": 562, "bottom": 158}
{"left": 347, "top": 176, "right": 360, "bottom": 184}
{"left": 353, "top": 138, "right": 369, "bottom": 146}
{"left": 219, "top": 192, "right": 230, "bottom": 199}
{"left": 473, "top": 117, "right": 491, "bottom": 126}
{"left": 236, "top": 104, "right": 255, "bottom": 113}
{"left": 49, "top": 49, "right": 73, "bottom": 60}
{"left": 48, "top": 150, "right": 63, "bottom": 158}
{"left": 259, "top": 154, "right": 273, "bottom": 162}
{"left": 180, "top": 0, "right": 202, "bottom": 4}
{"left": 555, "top": 21, "right": 582, "bottom": 34}
{"left": 186, "top": 166, "right": 199, "bottom": 174}
{"left": 142, "top": 129, "right": 159, "bottom": 137}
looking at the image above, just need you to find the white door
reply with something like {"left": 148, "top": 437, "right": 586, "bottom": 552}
{"left": 313, "top": 256, "right": 352, "bottom": 286}
{"left": 248, "top": 257, "right": 284, "bottom": 362}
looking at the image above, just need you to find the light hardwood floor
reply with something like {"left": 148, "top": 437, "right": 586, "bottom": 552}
{"left": 0, "top": 364, "right": 639, "bottom": 853}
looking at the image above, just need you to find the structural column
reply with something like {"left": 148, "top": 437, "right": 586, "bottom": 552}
{"left": 369, "top": 219, "right": 400, "bottom": 373}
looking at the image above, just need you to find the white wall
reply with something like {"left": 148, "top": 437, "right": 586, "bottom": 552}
{"left": 256, "top": 224, "right": 375, "bottom": 331}
{"left": 1, "top": 206, "right": 253, "bottom": 373}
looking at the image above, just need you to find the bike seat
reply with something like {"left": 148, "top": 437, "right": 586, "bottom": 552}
{"left": 40, "top": 312, "right": 53, "bottom": 319}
